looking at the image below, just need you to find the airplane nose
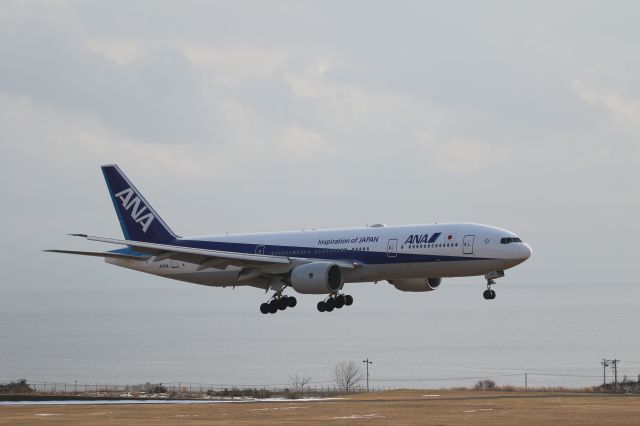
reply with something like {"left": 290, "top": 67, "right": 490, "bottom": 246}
{"left": 520, "top": 243, "right": 532, "bottom": 260}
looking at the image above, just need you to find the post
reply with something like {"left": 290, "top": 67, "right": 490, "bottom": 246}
{"left": 612, "top": 359, "right": 619, "bottom": 390}
{"left": 524, "top": 373, "right": 528, "bottom": 391}
{"left": 363, "top": 358, "right": 373, "bottom": 392}
{"left": 601, "top": 359, "right": 610, "bottom": 386}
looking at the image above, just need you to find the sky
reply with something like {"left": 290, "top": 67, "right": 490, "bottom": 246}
{"left": 1, "top": 0, "right": 639, "bottom": 290}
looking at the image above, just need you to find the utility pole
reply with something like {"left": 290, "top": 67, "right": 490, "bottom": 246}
{"left": 611, "top": 359, "right": 619, "bottom": 391}
{"left": 524, "top": 373, "right": 528, "bottom": 391}
{"left": 363, "top": 358, "right": 373, "bottom": 392}
{"left": 601, "top": 359, "right": 610, "bottom": 386}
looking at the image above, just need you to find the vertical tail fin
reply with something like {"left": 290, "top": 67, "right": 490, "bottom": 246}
{"left": 101, "top": 164, "right": 178, "bottom": 243}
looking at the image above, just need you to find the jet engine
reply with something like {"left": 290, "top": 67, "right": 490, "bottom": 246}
{"left": 290, "top": 262, "right": 344, "bottom": 294}
{"left": 388, "top": 277, "right": 442, "bottom": 292}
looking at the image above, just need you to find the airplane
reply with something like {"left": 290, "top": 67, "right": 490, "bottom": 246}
{"left": 46, "top": 165, "right": 532, "bottom": 314}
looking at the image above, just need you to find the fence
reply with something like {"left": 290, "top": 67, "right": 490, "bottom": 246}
{"left": 0, "top": 381, "right": 392, "bottom": 400}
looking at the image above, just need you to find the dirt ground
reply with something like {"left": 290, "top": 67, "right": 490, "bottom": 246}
{"left": 1, "top": 389, "right": 639, "bottom": 425}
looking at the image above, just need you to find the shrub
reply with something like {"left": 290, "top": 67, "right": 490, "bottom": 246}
{"left": 207, "top": 388, "right": 273, "bottom": 399}
{"left": 143, "top": 382, "right": 167, "bottom": 394}
{"left": 0, "top": 379, "right": 34, "bottom": 394}
{"left": 474, "top": 380, "right": 496, "bottom": 391}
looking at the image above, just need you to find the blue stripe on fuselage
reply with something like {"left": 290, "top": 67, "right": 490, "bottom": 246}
{"left": 171, "top": 239, "right": 491, "bottom": 264}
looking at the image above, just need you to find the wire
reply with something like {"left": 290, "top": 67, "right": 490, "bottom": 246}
{"left": 372, "top": 374, "right": 523, "bottom": 382}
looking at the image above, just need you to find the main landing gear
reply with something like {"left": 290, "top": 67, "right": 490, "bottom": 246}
{"left": 317, "top": 293, "right": 354, "bottom": 313}
{"left": 260, "top": 293, "right": 297, "bottom": 314}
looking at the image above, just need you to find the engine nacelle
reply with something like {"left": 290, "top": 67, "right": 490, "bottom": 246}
{"left": 290, "top": 262, "right": 344, "bottom": 294}
{"left": 388, "top": 277, "right": 442, "bottom": 292}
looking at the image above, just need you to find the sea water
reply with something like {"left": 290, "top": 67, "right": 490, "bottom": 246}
{"left": 2, "top": 278, "right": 638, "bottom": 390}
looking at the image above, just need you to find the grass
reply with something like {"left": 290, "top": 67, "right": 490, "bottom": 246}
{"left": 1, "top": 389, "right": 640, "bottom": 425}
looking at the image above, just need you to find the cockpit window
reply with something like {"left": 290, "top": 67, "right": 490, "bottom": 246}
{"left": 500, "top": 237, "right": 522, "bottom": 244}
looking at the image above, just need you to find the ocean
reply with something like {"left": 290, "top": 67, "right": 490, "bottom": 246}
{"left": 2, "top": 278, "right": 639, "bottom": 390}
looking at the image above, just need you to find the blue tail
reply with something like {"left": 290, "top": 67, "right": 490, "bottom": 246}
{"left": 101, "top": 164, "right": 178, "bottom": 243}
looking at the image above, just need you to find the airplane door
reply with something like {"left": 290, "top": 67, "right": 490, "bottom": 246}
{"left": 255, "top": 245, "right": 265, "bottom": 255}
{"left": 387, "top": 239, "right": 398, "bottom": 258}
{"left": 463, "top": 235, "right": 475, "bottom": 254}
{"left": 170, "top": 258, "right": 179, "bottom": 268}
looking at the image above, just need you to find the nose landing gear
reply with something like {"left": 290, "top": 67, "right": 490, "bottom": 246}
{"left": 317, "top": 293, "right": 353, "bottom": 312}
{"left": 482, "top": 271, "right": 504, "bottom": 300}
{"left": 482, "top": 270, "right": 504, "bottom": 300}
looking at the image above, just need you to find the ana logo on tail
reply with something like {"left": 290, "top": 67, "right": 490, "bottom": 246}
{"left": 114, "top": 188, "right": 156, "bottom": 233}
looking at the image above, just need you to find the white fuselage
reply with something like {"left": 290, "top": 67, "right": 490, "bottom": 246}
{"left": 107, "top": 222, "right": 532, "bottom": 289}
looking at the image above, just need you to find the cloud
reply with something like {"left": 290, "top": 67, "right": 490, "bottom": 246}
{"left": 179, "top": 44, "right": 288, "bottom": 86}
{"left": 85, "top": 39, "right": 140, "bottom": 64}
{"left": 572, "top": 81, "right": 640, "bottom": 166}
{"left": 419, "top": 133, "right": 511, "bottom": 173}
{"left": 574, "top": 80, "right": 640, "bottom": 132}
{"left": 0, "top": 3, "right": 216, "bottom": 145}
{"left": 277, "top": 124, "right": 332, "bottom": 159}
{"left": 0, "top": 92, "right": 209, "bottom": 180}
{"left": 1, "top": 1, "right": 639, "bottom": 284}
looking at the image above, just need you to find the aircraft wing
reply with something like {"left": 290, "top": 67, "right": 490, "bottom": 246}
{"left": 53, "top": 235, "right": 358, "bottom": 270}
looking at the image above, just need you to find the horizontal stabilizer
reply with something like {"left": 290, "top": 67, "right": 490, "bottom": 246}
{"left": 43, "top": 249, "right": 149, "bottom": 260}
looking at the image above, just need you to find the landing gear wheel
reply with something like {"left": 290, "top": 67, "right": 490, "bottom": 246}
{"left": 335, "top": 296, "right": 345, "bottom": 309}
{"left": 269, "top": 299, "right": 279, "bottom": 313}
{"left": 344, "top": 295, "right": 354, "bottom": 306}
{"left": 317, "top": 301, "right": 326, "bottom": 312}
{"left": 260, "top": 303, "right": 270, "bottom": 314}
{"left": 287, "top": 296, "right": 297, "bottom": 308}
{"left": 483, "top": 289, "right": 497, "bottom": 300}
{"left": 278, "top": 297, "right": 288, "bottom": 310}
{"left": 325, "top": 298, "right": 336, "bottom": 310}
